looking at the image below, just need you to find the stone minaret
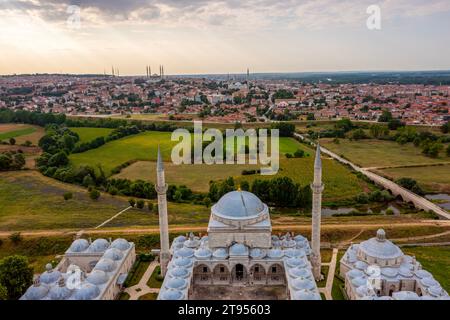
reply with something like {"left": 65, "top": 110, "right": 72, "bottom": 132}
{"left": 155, "top": 146, "right": 170, "bottom": 276}
{"left": 311, "top": 142, "right": 324, "bottom": 281}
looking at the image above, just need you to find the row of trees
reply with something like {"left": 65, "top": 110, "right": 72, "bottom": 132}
{"left": 208, "top": 176, "right": 312, "bottom": 208}
{"left": 0, "top": 109, "right": 66, "bottom": 126}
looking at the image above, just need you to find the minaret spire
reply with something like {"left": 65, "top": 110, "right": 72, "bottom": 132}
{"left": 155, "top": 145, "right": 170, "bottom": 276}
{"left": 311, "top": 141, "right": 323, "bottom": 281}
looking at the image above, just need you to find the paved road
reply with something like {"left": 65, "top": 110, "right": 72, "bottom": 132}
{"left": 294, "top": 133, "right": 450, "bottom": 220}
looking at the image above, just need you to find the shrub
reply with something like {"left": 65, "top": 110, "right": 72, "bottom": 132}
{"left": 355, "top": 193, "right": 369, "bottom": 204}
{"left": 89, "top": 189, "right": 100, "bottom": 200}
{"left": 285, "top": 153, "right": 293, "bottom": 158}
{"left": 136, "top": 199, "right": 145, "bottom": 209}
{"left": 9, "top": 232, "right": 22, "bottom": 245}
{"left": 128, "top": 198, "right": 136, "bottom": 207}
{"left": 63, "top": 192, "right": 73, "bottom": 201}
{"left": 293, "top": 149, "right": 305, "bottom": 158}
{"left": 147, "top": 202, "right": 154, "bottom": 211}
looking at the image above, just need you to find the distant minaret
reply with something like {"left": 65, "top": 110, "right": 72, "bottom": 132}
{"left": 156, "top": 146, "right": 170, "bottom": 276}
{"left": 311, "top": 142, "right": 324, "bottom": 281}
{"left": 112, "top": 66, "right": 115, "bottom": 77}
{"left": 247, "top": 68, "right": 249, "bottom": 81}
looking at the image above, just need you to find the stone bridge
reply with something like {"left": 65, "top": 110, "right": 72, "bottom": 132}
{"left": 293, "top": 133, "right": 450, "bottom": 220}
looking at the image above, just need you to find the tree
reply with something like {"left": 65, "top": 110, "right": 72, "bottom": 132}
{"left": 203, "top": 197, "right": 211, "bottom": 208}
{"left": 136, "top": 199, "right": 145, "bottom": 209}
{"left": 351, "top": 129, "right": 368, "bottom": 140}
{"left": 9, "top": 232, "right": 22, "bottom": 244}
{"left": 240, "top": 181, "right": 250, "bottom": 191}
{"left": 0, "top": 283, "right": 7, "bottom": 300}
{"left": 306, "top": 113, "right": 315, "bottom": 121}
{"left": 0, "top": 255, "right": 33, "bottom": 299}
{"left": 63, "top": 192, "right": 73, "bottom": 201}
{"left": 446, "top": 145, "right": 450, "bottom": 157}
{"left": 9, "top": 137, "right": 15, "bottom": 145}
{"left": 147, "top": 202, "right": 154, "bottom": 211}
{"left": 82, "top": 174, "right": 95, "bottom": 187}
{"left": 441, "top": 121, "right": 450, "bottom": 134}
{"left": 89, "top": 189, "right": 100, "bottom": 200}
{"left": 388, "top": 119, "right": 405, "bottom": 130}
{"left": 270, "top": 122, "right": 295, "bottom": 137}
{"left": 378, "top": 110, "right": 393, "bottom": 123}
{"left": 128, "top": 198, "right": 136, "bottom": 207}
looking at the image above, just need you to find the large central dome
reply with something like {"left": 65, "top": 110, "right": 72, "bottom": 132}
{"left": 212, "top": 191, "right": 266, "bottom": 220}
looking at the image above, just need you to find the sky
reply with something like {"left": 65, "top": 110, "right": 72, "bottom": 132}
{"left": 1, "top": 0, "right": 450, "bottom": 75}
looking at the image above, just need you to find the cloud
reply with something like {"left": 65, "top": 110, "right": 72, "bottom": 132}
{"left": 0, "top": 0, "right": 449, "bottom": 30}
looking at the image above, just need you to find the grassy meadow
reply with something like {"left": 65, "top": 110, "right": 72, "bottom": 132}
{"left": 69, "top": 129, "right": 368, "bottom": 201}
{"left": 377, "top": 164, "right": 450, "bottom": 194}
{"left": 69, "top": 127, "right": 114, "bottom": 143}
{"left": 321, "top": 138, "right": 450, "bottom": 168}
{"left": 0, "top": 124, "right": 44, "bottom": 145}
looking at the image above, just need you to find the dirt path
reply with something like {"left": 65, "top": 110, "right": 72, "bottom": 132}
{"left": 1, "top": 220, "right": 448, "bottom": 238}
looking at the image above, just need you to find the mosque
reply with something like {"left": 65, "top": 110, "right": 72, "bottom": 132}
{"left": 20, "top": 143, "right": 448, "bottom": 300}
{"left": 156, "top": 144, "right": 325, "bottom": 300}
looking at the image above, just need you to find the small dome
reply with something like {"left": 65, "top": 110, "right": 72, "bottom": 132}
{"left": 351, "top": 276, "right": 367, "bottom": 288}
{"left": 69, "top": 239, "right": 89, "bottom": 252}
{"left": 346, "top": 252, "right": 357, "bottom": 263}
{"left": 212, "top": 191, "right": 266, "bottom": 219}
{"left": 293, "top": 290, "right": 321, "bottom": 300}
{"left": 402, "top": 255, "right": 414, "bottom": 264}
{"left": 355, "top": 285, "right": 373, "bottom": 297}
{"left": 86, "top": 270, "right": 109, "bottom": 285}
{"left": 23, "top": 283, "right": 49, "bottom": 300}
{"left": 159, "top": 289, "right": 184, "bottom": 300}
{"left": 291, "top": 278, "right": 315, "bottom": 291}
{"left": 400, "top": 262, "right": 414, "bottom": 271}
{"left": 200, "top": 236, "right": 209, "bottom": 243}
{"left": 267, "top": 248, "right": 283, "bottom": 259}
{"left": 415, "top": 269, "right": 432, "bottom": 279}
{"left": 286, "top": 257, "right": 307, "bottom": 268}
{"left": 358, "top": 229, "right": 403, "bottom": 260}
{"left": 272, "top": 240, "right": 282, "bottom": 247}
{"left": 194, "top": 247, "right": 212, "bottom": 260}
{"left": 49, "top": 282, "right": 72, "bottom": 300}
{"left": 174, "top": 247, "right": 195, "bottom": 259}
{"left": 381, "top": 267, "right": 398, "bottom": 278}
{"left": 94, "top": 258, "right": 116, "bottom": 272}
{"left": 354, "top": 261, "right": 368, "bottom": 271}
{"left": 271, "top": 235, "right": 280, "bottom": 241}
{"left": 282, "top": 239, "right": 297, "bottom": 248}
{"left": 103, "top": 248, "right": 124, "bottom": 261}
{"left": 347, "top": 269, "right": 364, "bottom": 279}
{"left": 421, "top": 277, "right": 440, "bottom": 288}
{"left": 229, "top": 243, "right": 249, "bottom": 256}
{"left": 40, "top": 269, "right": 61, "bottom": 284}
{"left": 184, "top": 238, "right": 200, "bottom": 249}
{"left": 428, "top": 285, "right": 444, "bottom": 297}
{"left": 212, "top": 248, "right": 228, "bottom": 259}
{"left": 88, "top": 239, "right": 110, "bottom": 253}
{"left": 165, "top": 278, "right": 188, "bottom": 290}
{"left": 172, "top": 242, "right": 184, "bottom": 250}
{"left": 169, "top": 267, "right": 190, "bottom": 279}
{"left": 294, "top": 235, "right": 307, "bottom": 242}
{"left": 392, "top": 291, "right": 420, "bottom": 300}
{"left": 250, "top": 248, "right": 267, "bottom": 259}
{"left": 173, "top": 257, "right": 193, "bottom": 268}
{"left": 174, "top": 236, "right": 186, "bottom": 243}
{"left": 111, "top": 238, "right": 130, "bottom": 251}
{"left": 289, "top": 267, "right": 311, "bottom": 279}
{"left": 284, "top": 248, "right": 305, "bottom": 258}
{"left": 73, "top": 283, "right": 100, "bottom": 300}
{"left": 398, "top": 267, "right": 413, "bottom": 278}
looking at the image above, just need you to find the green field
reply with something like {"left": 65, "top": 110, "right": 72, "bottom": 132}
{"left": 322, "top": 139, "right": 450, "bottom": 168}
{"left": 0, "top": 127, "right": 36, "bottom": 141}
{"left": 69, "top": 127, "right": 114, "bottom": 143}
{"left": 0, "top": 171, "right": 211, "bottom": 231}
{"left": 402, "top": 246, "right": 450, "bottom": 292}
{"left": 69, "top": 130, "right": 367, "bottom": 201}
{"left": 70, "top": 131, "right": 175, "bottom": 173}
{"left": 377, "top": 164, "right": 450, "bottom": 193}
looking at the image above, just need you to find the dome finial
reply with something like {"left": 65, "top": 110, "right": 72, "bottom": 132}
{"left": 45, "top": 263, "right": 53, "bottom": 272}
{"left": 376, "top": 229, "right": 386, "bottom": 242}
